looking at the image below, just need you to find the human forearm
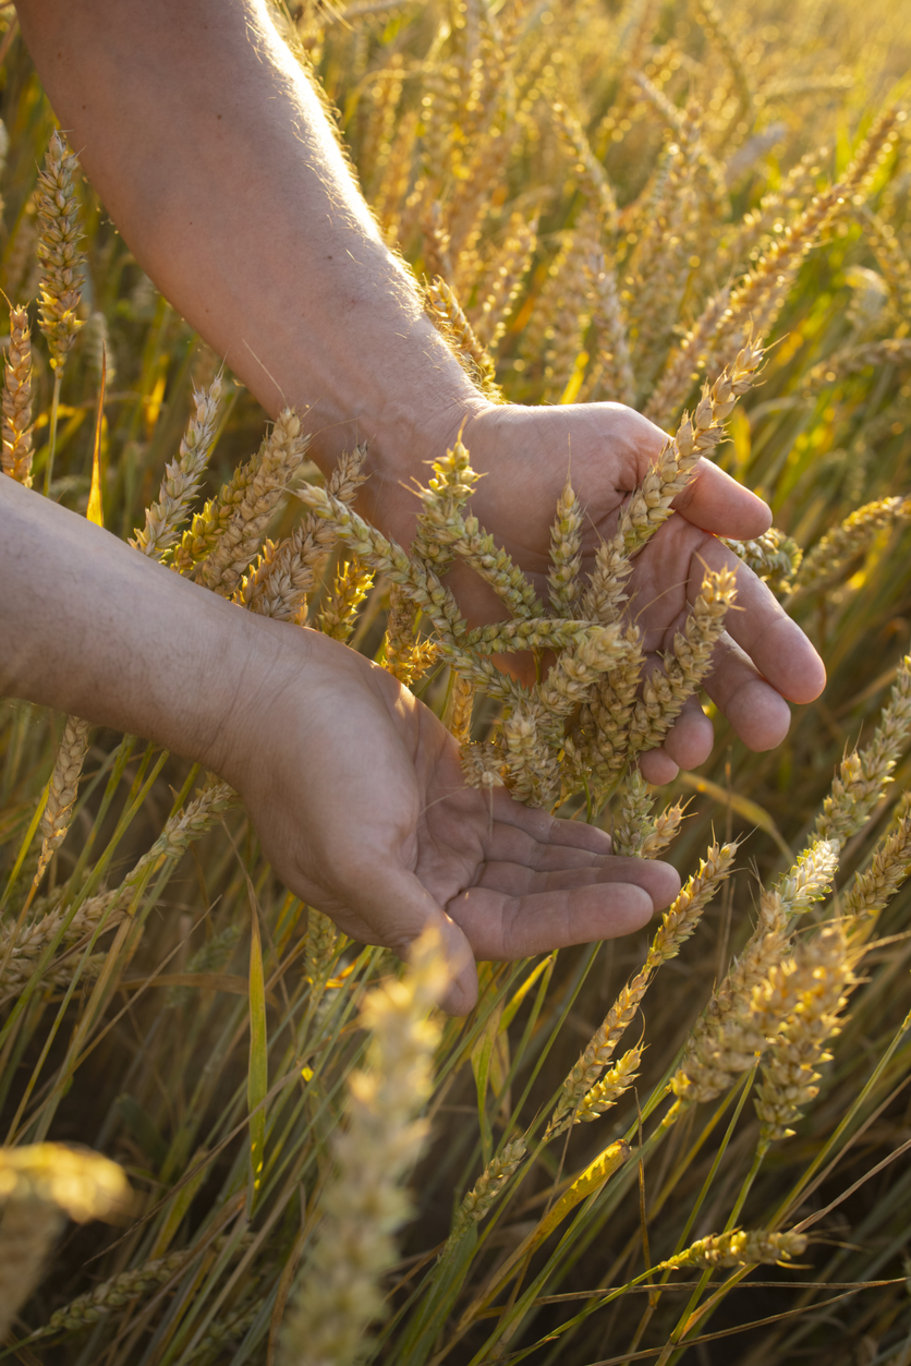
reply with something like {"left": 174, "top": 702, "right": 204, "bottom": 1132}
{"left": 0, "top": 475, "right": 270, "bottom": 770}
{"left": 14, "top": 0, "right": 484, "bottom": 534}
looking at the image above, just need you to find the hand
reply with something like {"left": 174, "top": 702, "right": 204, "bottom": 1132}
{"left": 218, "top": 622, "right": 681, "bottom": 1012}
{"left": 420, "top": 401, "right": 827, "bottom": 784}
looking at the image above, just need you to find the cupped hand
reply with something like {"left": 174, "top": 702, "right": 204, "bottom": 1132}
{"left": 431, "top": 402, "right": 826, "bottom": 782}
{"left": 219, "top": 621, "right": 680, "bottom": 1012}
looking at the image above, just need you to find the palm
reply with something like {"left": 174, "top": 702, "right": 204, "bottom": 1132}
{"left": 234, "top": 629, "right": 679, "bottom": 1011}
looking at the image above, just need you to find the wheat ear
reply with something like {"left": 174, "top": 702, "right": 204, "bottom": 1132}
{"left": 35, "top": 130, "right": 84, "bottom": 372}
{"left": 661, "top": 1228, "right": 807, "bottom": 1272}
{"left": 280, "top": 929, "right": 448, "bottom": 1366}
{"left": 547, "top": 842, "right": 738, "bottom": 1137}
{"left": 131, "top": 377, "right": 225, "bottom": 559}
{"left": 1, "top": 302, "right": 33, "bottom": 486}
{"left": 33, "top": 715, "right": 92, "bottom": 886}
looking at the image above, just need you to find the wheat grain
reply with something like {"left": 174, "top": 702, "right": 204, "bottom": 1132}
{"left": 536, "top": 624, "right": 631, "bottom": 717}
{"left": 470, "top": 211, "right": 538, "bottom": 354}
{"left": 1, "top": 780, "right": 236, "bottom": 1002}
{"left": 425, "top": 275, "right": 501, "bottom": 398}
{"left": 0, "top": 1144, "right": 130, "bottom": 1335}
{"left": 625, "top": 108, "right": 719, "bottom": 390}
{"left": 317, "top": 558, "right": 375, "bottom": 642}
{"left": 718, "top": 147, "right": 827, "bottom": 276}
{"left": 239, "top": 446, "right": 365, "bottom": 621}
{"left": 842, "top": 792, "right": 911, "bottom": 941}
{"left": 565, "top": 628, "right": 644, "bottom": 791}
{"left": 625, "top": 567, "right": 736, "bottom": 762}
{"left": 497, "top": 702, "right": 562, "bottom": 807}
{"left": 853, "top": 203, "right": 911, "bottom": 323}
{"left": 723, "top": 527, "right": 803, "bottom": 596}
{"left": 547, "top": 478, "right": 585, "bottom": 619}
{"left": 580, "top": 241, "right": 636, "bottom": 407}
{"left": 374, "top": 107, "right": 420, "bottom": 242}
{"left": 668, "top": 839, "right": 840, "bottom": 1109}
{"left": 646, "top": 841, "right": 739, "bottom": 970}
{"left": 447, "top": 131, "right": 512, "bottom": 289}
{"left": 610, "top": 769, "right": 656, "bottom": 857}
{"left": 647, "top": 185, "right": 842, "bottom": 422}
{"left": 4, "top": 197, "right": 39, "bottom": 304}
{"left": 460, "top": 740, "right": 506, "bottom": 793}
{"left": 360, "top": 56, "right": 406, "bottom": 203}
{"left": 516, "top": 222, "right": 591, "bottom": 397}
{"left": 806, "top": 338, "right": 911, "bottom": 389}
{"left": 575, "top": 1046, "right": 643, "bottom": 1126}
{"left": 639, "top": 798, "right": 688, "bottom": 858}
{"left": 551, "top": 100, "right": 619, "bottom": 235}
{"left": 35, "top": 1246, "right": 206, "bottom": 1335}
{"left": 0, "top": 1198, "right": 63, "bottom": 1336}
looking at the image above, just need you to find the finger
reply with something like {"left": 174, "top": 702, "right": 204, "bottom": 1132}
{"left": 339, "top": 862, "right": 480, "bottom": 1015}
{"left": 639, "top": 747, "right": 680, "bottom": 784}
{"left": 448, "top": 868, "right": 679, "bottom": 961}
{"left": 695, "top": 539, "right": 826, "bottom": 705}
{"left": 475, "top": 855, "right": 678, "bottom": 900}
{"left": 637, "top": 691, "right": 715, "bottom": 783}
{"left": 639, "top": 699, "right": 715, "bottom": 786}
{"left": 674, "top": 459, "right": 773, "bottom": 540}
{"left": 661, "top": 696, "right": 715, "bottom": 768}
{"left": 482, "top": 819, "right": 616, "bottom": 872}
{"left": 489, "top": 791, "right": 614, "bottom": 854}
{"left": 703, "top": 631, "right": 794, "bottom": 750}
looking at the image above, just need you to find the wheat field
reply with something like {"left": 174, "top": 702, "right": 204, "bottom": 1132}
{"left": 2, "top": 1, "right": 911, "bottom": 1362}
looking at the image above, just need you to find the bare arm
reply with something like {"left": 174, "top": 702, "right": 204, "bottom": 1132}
{"left": 0, "top": 472, "right": 258, "bottom": 762}
{"left": 14, "top": 0, "right": 483, "bottom": 534}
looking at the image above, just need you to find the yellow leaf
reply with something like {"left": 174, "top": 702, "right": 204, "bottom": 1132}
{"left": 86, "top": 347, "right": 107, "bottom": 527}
{"left": 533, "top": 1140, "right": 631, "bottom": 1245}
{"left": 247, "top": 906, "right": 268, "bottom": 1210}
{"left": 559, "top": 349, "right": 589, "bottom": 405}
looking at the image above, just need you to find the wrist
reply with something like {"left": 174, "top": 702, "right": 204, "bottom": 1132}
{"left": 355, "top": 372, "right": 494, "bottom": 547}
{"left": 206, "top": 618, "right": 373, "bottom": 800}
